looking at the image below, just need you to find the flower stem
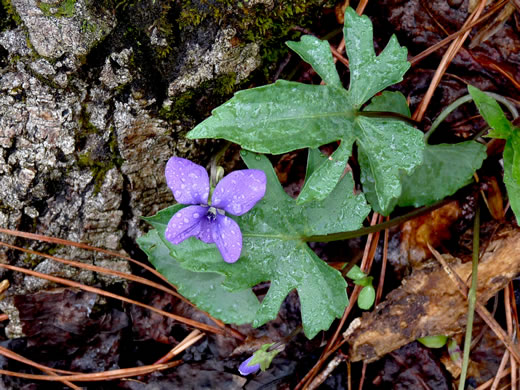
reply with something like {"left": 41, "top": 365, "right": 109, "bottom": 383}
{"left": 425, "top": 92, "right": 519, "bottom": 143}
{"left": 356, "top": 110, "right": 419, "bottom": 127}
{"left": 302, "top": 199, "right": 449, "bottom": 243}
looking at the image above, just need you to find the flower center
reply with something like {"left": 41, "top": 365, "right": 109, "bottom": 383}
{"left": 207, "top": 206, "right": 217, "bottom": 221}
{"left": 206, "top": 206, "right": 225, "bottom": 221}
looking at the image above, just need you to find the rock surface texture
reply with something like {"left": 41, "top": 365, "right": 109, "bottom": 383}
{"left": 0, "top": 0, "right": 324, "bottom": 337}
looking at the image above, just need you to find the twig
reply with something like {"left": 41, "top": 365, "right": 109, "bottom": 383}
{"left": 307, "top": 354, "right": 346, "bottom": 390}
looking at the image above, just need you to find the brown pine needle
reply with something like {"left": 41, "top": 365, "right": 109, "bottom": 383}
{"left": 0, "top": 361, "right": 180, "bottom": 382}
{"left": 0, "top": 345, "right": 76, "bottom": 375}
{"left": 0, "top": 229, "right": 245, "bottom": 340}
{"left": 0, "top": 227, "right": 171, "bottom": 286}
{"left": 330, "top": 46, "right": 349, "bottom": 67}
{"left": 356, "top": 0, "right": 369, "bottom": 15}
{"left": 297, "top": 214, "right": 381, "bottom": 390}
{"left": 428, "top": 244, "right": 520, "bottom": 364}
{"left": 154, "top": 330, "right": 205, "bottom": 365}
{"left": 375, "top": 217, "right": 390, "bottom": 304}
{"left": 476, "top": 367, "right": 512, "bottom": 390}
{"left": 506, "top": 283, "right": 517, "bottom": 390}
{"left": 413, "top": 0, "right": 487, "bottom": 122}
{"left": 0, "top": 240, "right": 185, "bottom": 301}
{"left": 0, "top": 262, "right": 225, "bottom": 336}
{"left": 410, "top": 0, "right": 508, "bottom": 66}
{"left": 490, "top": 350, "right": 510, "bottom": 390}
{"left": 0, "top": 346, "right": 80, "bottom": 389}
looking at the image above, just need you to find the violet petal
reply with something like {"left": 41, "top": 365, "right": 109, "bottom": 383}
{"left": 197, "top": 216, "right": 214, "bottom": 244}
{"left": 165, "top": 205, "right": 208, "bottom": 244}
{"left": 211, "top": 170, "right": 266, "bottom": 216}
{"left": 165, "top": 157, "right": 209, "bottom": 205}
{"left": 239, "top": 356, "right": 260, "bottom": 376}
{"left": 212, "top": 214, "right": 242, "bottom": 263}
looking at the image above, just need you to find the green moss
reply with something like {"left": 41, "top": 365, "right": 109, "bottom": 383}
{"left": 159, "top": 90, "right": 194, "bottom": 121}
{"left": 76, "top": 108, "right": 122, "bottom": 194}
{"left": 77, "top": 151, "right": 113, "bottom": 193}
{"left": 1, "top": 0, "right": 22, "bottom": 28}
{"left": 175, "top": 0, "right": 325, "bottom": 82}
{"left": 37, "top": 0, "right": 77, "bottom": 18}
{"left": 23, "top": 252, "right": 37, "bottom": 266}
{"left": 46, "top": 245, "right": 64, "bottom": 256}
{"left": 78, "top": 104, "right": 99, "bottom": 135}
{"left": 77, "top": 130, "right": 122, "bottom": 194}
{"left": 160, "top": 72, "right": 237, "bottom": 122}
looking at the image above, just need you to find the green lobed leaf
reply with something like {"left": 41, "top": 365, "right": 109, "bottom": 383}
{"left": 504, "top": 137, "right": 520, "bottom": 224}
{"left": 357, "top": 116, "right": 425, "bottom": 215}
{"left": 304, "top": 148, "right": 325, "bottom": 181}
{"left": 469, "top": 85, "right": 520, "bottom": 223}
{"left": 355, "top": 90, "right": 424, "bottom": 214}
{"left": 398, "top": 141, "right": 487, "bottom": 207}
{"left": 188, "top": 7, "right": 421, "bottom": 213}
{"left": 187, "top": 80, "right": 353, "bottom": 154}
{"left": 286, "top": 35, "right": 342, "bottom": 88}
{"left": 146, "top": 153, "right": 370, "bottom": 338}
{"left": 137, "top": 229, "right": 260, "bottom": 324}
{"left": 468, "top": 85, "right": 514, "bottom": 138}
{"left": 364, "top": 91, "right": 411, "bottom": 117}
{"left": 297, "top": 137, "right": 354, "bottom": 204}
{"left": 343, "top": 8, "right": 410, "bottom": 107}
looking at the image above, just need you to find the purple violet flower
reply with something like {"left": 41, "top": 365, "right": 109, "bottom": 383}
{"left": 239, "top": 356, "right": 261, "bottom": 376}
{"left": 164, "top": 157, "right": 266, "bottom": 263}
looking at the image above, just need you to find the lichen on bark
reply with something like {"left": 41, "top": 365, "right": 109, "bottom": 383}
{"left": 0, "top": 0, "right": 328, "bottom": 337}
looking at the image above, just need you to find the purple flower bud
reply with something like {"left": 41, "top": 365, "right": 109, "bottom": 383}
{"left": 238, "top": 356, "right": 261, "bottom": 376}
{"left": 164, "top": 157, "right": 266, "bottom": 263}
